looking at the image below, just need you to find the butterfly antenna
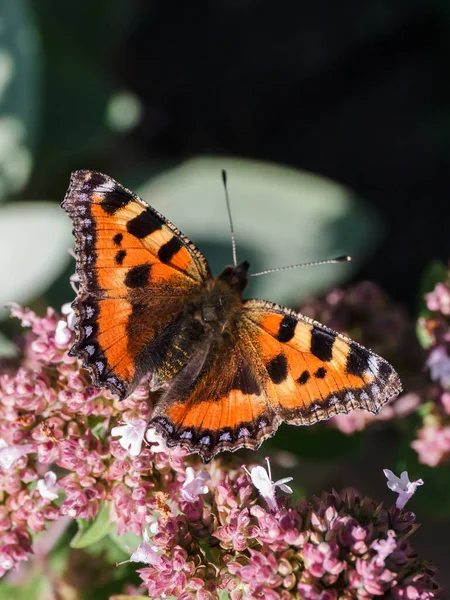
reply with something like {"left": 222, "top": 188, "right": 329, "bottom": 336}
{"left": 222, "top": 169, "right": 238, "bottom": 267}
{"left": 250, "top": 255, "right": 351, "bottom": 277}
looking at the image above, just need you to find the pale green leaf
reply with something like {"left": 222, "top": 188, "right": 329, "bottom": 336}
{"left": 0, "top": 202, "right": 72, "bottom": 317}
{"left": 70, "top": 503, "right": 111, "bottom": 549}
{"left": 0, "top": 0, "right": 40, "bottom": 200}
{"left": 137, "top": 157, "right": 383, "bottom": 305}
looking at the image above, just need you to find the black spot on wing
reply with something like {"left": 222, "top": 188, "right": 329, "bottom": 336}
{"left": 230, "top": 363, "right": 261, "bottom": 395}
{"left": 297, "top": 370, "right": 310, "bottom": 385}
{"left": 127, "top": 210, "right": 162, "bottom": 238}
{"left": 113, "top": 233, "right": 123, "bottom": 246}
{"left": 85, "top": 172, "right": 108, "bottom": 190}
{"left": 158, "top": 236, "right": 183, "bottom": 264}
{"left": 266, "top": 353, "right": 288, "bottom": 384}
{"left": 125, "top": 264, "right": 151, "bottom": 288}
{"left": 314, "top": 366, "right": 327, "bottom": 379}
{"left": 277, "top": 315, "right": 297, "bottom": 343}
{"left": 378, "top": 360, "right": 393, "bottom": 381}
{"left": 115, "top": 250, "right": 126, "bottom": 265}
{"left": 346, "top": 343, "right": 370, "bottom": 377}
{"left": 310, "top": 327, "right": 336, "bottom": 362}
{"left": 100, "top": 192, "right": 131, "bottom": 215}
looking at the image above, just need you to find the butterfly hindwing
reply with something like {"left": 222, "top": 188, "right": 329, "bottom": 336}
{"left": 149, "top": 332, "right": 281, "bottom": 461}
{"left": 62, "top": 170, "right": 211, "bottom": 398}
{"left": 243, "top": 299, "right": 402, "bottom": 425}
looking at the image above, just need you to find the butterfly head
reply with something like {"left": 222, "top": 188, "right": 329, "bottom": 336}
{"left": 218, "top": 260, "right": 250, "bottom": 293}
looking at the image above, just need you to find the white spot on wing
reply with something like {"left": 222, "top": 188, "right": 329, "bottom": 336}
{"left": 368, "top": 355, "right": 380, "bottom": 375}
{"left": 238, "top": 427, "right": 250, "bottom": 438}
{"left": 180, "top": 431, "right": 192, "bottom": 439}
{"left": 85, "top": 344, "right": 95, "bottom": 356}
{"left": 86, "top": 306, "right": 94, "bottom": 319}
{"left": 85, "top": 325, "right": 93, "bottom": 337}
{"left": 96, "top": 361, "right": 104, "bottom": 373}
{"left": 99, "top": 179, "right": 116, "bottom": 192}
{"left": 200, "top": 436, "right": 210, "bottom": 445}
{"left": 219, "top": 431, "right": 232, "bottom": 442}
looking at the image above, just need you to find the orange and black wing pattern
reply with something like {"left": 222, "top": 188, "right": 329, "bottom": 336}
{"left": 149, "top": 298, "right": 402, "bottom": 461}
{"left": 243, "top": 299, "right": 402, "bottom": 426}
{"left": 149, "top": 331, "right": 280, "bottom": 462}
{"left": 61, "top": 170, "right": 210, "bottom": 398}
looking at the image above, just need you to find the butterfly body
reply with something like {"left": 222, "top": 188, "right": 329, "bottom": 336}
{"left": 62, "top": 170, "right": 402, "bottom": 461}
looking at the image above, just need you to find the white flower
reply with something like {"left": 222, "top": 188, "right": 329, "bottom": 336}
{"left": 181, "top": 467, "right": 210, "bottom": 502}
{"left": 372, "top": 530, "right": 397, "bottom": 563}
{"left": 61, "top": 302, "right": 77, "bottom": 331}
{"left": 243, "top": 456, "right": 293, "bottom": 513}
{"left": 54, "top": 320, "right": 72, "bottom": 347}
{"left": 0, "top": 439, "right": 34, "bottom": 470}
{"left": 145, "top": 428, "right": 169, "bottom": 454}
{"left": 37, "top": 471, "right": 59, "bottom": 501}
{"left": 129, "top": 529, "right": 162, "bottom": 566}
{"left": 383, "top": 469, "right": 424, "bottom": 510}
{"left": 426, "top": 346, "right": 450, "bottom": 389}
{"left": 111, "top": 419, "right": 147, "bottom": 456}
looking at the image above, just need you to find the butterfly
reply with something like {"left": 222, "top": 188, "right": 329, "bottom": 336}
{"left": 62, "top": 170, "right": 402, "bottom": 462}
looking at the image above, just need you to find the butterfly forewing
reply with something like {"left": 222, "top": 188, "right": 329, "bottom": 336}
{"left": 62, "top": 170, "right": 210, "bottom": 398}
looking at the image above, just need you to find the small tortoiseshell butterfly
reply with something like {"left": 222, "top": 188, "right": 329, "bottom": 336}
{"left": 62, "top": 170, "right": 402, "bottom": 462}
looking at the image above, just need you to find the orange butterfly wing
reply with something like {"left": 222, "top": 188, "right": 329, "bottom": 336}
{"left": 149, "top": 298, "right": 402, "bottom": 461}
{"left": 243, "top": 299, "right": 402, "bottom": 424}
{"left": 62, "top": 170, "right": 210, "bottom": 398}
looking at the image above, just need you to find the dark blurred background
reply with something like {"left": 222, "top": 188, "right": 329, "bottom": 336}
{"left": 23, "top": 0, "right": 450, "bottom": 306}
{"left": 1, "top": 0, "right": 449, "bottom": 591}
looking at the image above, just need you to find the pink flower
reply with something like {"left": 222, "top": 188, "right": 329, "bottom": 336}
{"left": 243, "top": 457, "right": 293, "bottom": 513}
{"left": 181, "top": 467, "right": 210, "bottom": 502}
{"left": 384, "top": 469, "right": 424, "bottom": 510}
{"left": 411, "top": 422, "right": 450, "bottom": 467}
{"left": 111, "top": 419, "right": 147, "bottom": 456}
{"left": 426, "top": 282, "right": 450, "bottom": 315}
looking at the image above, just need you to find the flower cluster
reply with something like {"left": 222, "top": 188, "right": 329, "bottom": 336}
{"left": 127, "top": 461, "right": 436, "bottom": 599}
{"left": 298, "top": 272, "right": 450, "bottom": 469}
{"left": 412, "top": 273, "right": 450, "bottom": 466}
{"left": 0, "top": 302, "right": 442, "bottom": 598}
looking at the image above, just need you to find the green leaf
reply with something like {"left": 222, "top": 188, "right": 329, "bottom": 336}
{"left": 0, "top": 0, "right": 40, "bottom": 200}
{"left": 0, "top": 202, "right": 72, "bottom": 318}
{"left": 219, "top": 592, "right": 231, "bottom": 600}
{"left": 0, "top": 330, "right": 16, "bottom": 357}
{"left": 108, "top": 526, "right": 142, "bottom": 555}
{"left": 70, "top": 503, "right": 111, "bottom": 549}
{"left": 137, "top": 157, "right": 384, "bottom": 305}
